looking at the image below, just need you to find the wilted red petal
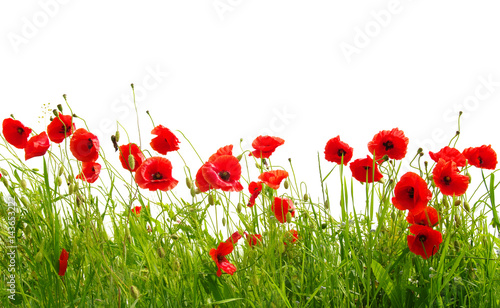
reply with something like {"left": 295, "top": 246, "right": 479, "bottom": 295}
{"left": 25, "top": 132, "right": 50, "bottom": 160}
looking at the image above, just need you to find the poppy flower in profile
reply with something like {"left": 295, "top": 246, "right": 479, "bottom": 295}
{"left": 249, "top": 135, "right": 285, "bottom": 159}
{"left": 463, "top": 145, "right": 497, "bottom": 170}
{"left": 119, "top": 143, "right": 145, "bottom": 172}
{"left": 25, "top": 132, "right": 50, "bottom": 160}
{"left": 272, "top": 197, "right": 295, "bottom": 223}
{"left": 349, "top": 156, "right": 383, "bottom": 183}
{"left": 135, "top": 156, "right": 178, "bottom": 191}
{"left": 406, "top": 206, "right": 439, "bottom": 227}
{"left": 247, "top": 181, "right": 263, "bottom": 207}
{"left": 131, "top": 206, "right": 142, "bottom": 215}
{"left": 368, "top": 128, "right": 409, "bottom": 162}
{"left": 70, "top": 128, "right": 100, "bottom": 162}
{"left": 47, "top": 113, "right": 75, "bottom": 143}
{"left": 392, "top": 172, "right": 432, "bottom": 215}
{"left": 429, "top": 146, "right": 466, "bottom": 167}
{"left": 195, "top": 167, "right": 211, "bottom": 192}
{"left": 209, "top": 145, "right": 233, "bottom": 162}
{"left": 209, "top": 241, "right": 237, "bottom": 277}
{"left": 58, "top": 248, "right": 69, "bottom": 276}
{"left": 226, "top": 231, "right": 244, "bottom": 244}
{"left": 432, "top": 159, "right": 469, "bottom": 196}
{"left": 407, "top": 225, "right": 442, "bottom": 259}
{"left": 76, "top": 161, "right": 101, "bottom": 183}
{"left": 284, "top": 229, "right": 298, "bottom": 245}
{"left": 150, "top": 125, "right": 180, "bottom": 155}
{"left": 324, "top": 136, "right": 353, "bottom": 165}
{"left": 258, "top": 170, "right": 289, "bottom": 189}
{"left": 246, "top": 233, "right": 262, "bottom": 246}
{"left": 201, "top": 155, "right": 243, "bottom": 192}
{"left": 2, "top": 118, "right": 32, "bottom": 149}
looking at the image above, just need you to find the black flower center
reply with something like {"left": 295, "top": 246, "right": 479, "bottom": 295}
{"left": 59, "top": 124, "right": 72, "bottom": 134}
{"left": 17, "top": 127, "right": 24, "bottom": 134}
{"left": 478, "top": 156, "right": 483, "bottom": 165}
{"left": 217, "top": 255, "right": 225, "bottom": 262}
{"left": 337, "top": 149, "right": 346, "bottom": 157}
{"left": 363, "top": 166, "right": 370, "bottom": 170}
{"left": 219, "top": 171, "right": 230, "bottom": 181}
{"left": 87, "top": 138, "right": 94, "bottom": 150}
{"left": 407, "top": 187, "right": 414, "bottom": 199}
{"left": 419, "top": 235, "right": 427, "bottom": 242}
{"left": 153, "top": 172, "right": 163, "bottom": 180}
{"left": 443, "top": 176, "right": 451, "bottom": 185}
{"left": 383, "top": 140, "right": 394, "bottom": 151}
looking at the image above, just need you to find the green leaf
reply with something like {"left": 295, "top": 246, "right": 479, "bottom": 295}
{"left": 371, "top": 260, "right": 402, "bottom": 307}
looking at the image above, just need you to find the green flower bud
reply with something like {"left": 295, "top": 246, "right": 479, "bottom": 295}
{"left": 170, "top": 234, "right": 179, "bottom": 240}
{"left": 286, "top": 212, "right": 293, "bottom": 223}
{"left": 55, "top": 176, "right": 62, "bottom": 187}
{"left": 222, "top": 217, "right": 226, "bottom": 226}
{"left": 21, "top": 196, "right": 30, "bottom": 206}
{"left": 464, "top": 201, "right": 470, "bottom": 212}
{"left": 466, "top": 172, "right": 471, "bottom": 183}
{"left": 52, "top": 109, "right": 59, "bottom": 117}
{"left": 128, "top": 154, "right": 135, "bottom": 171}
{"left": 21, "top": 179, "right": 27, "bottom": 190}
{"left": 303, "top": 194, "right": 309, "bottom": 202}
{"left": 190, "top": 186, "right": 196, "bottom": 197}
{"left": 0, "top": 168, "right": 9, "bottom": 177}
{"left": 455, "top": 214, "right": 461, "bottom": 227}
{"left": 130, "top": 285, "right": 140, "bottom": 300}
{"left": 1, "top": 176, "right": 9, "bottom": 187}
{"left": 69, "top": 183, "right": 75, "bottom": 195}
{"left": 236, "top": 154, "right": 243, "bottom": 161}
{"left": 157, "top": 247, "right": 166, "bottom": 259}
{"left": 454, "top": 200, "right": 461, "bottom": 206}
{"left": 236, "top": 202, "right": 242, "bottom": 213}
{"left": 115, "top": 130, "right": 120, "bottom": 142}
{"left": 58, "top": 166, "right": 64, "bottom": 176}
{"left": 208, "top": 194, "right": 215, "bottom": 205}
{"left": 324, "top": 199, "right": 330, "bottom": 209}
{"left": 57, "top": 104, "right": 63, "bottom": 112}
{"left": 284, "top": 180, "right": 289, "bottom": 189}
{"left": 321, "top": 223, "right": 327, "bottom": 229}
{"left": 185, "top": 178, "right": 192, "bottom": 189}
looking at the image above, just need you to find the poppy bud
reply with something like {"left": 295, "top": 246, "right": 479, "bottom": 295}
{"left": 417, "top": 148, "right": 423, "bottom": 154}
{"left": 21, "top": 179, "right": 27, "bottom": 190}
{"left": 111, "top": 135, "right": 118, "bottom": 152}
{"left": 286, "top": 212, "right": 292, "bottom": 223}
{"left": 115, "top": 130, "right": 120, "bottom": 142}
{"left": 55, "top": 176, "right": 62, "bottom": 187}
{"left": 52, "top": 109, "right": 59, "bottom": 117}
{"left": 284, "top": 180, "right": 289, "bottom": 189}
{"left": 466, "top": 172, "right": 471, "bottom": 183}
{"left": 21, "top": 196, "right": 30, "bottom": 206}
{"left": 456, "top": 131, "right": 460, "bottom": 136}
{"left": 69, "top": 183, "right": 75, "bottom": 195}
{"left": 58, "top": 166, "right": 64, "bottom": 176}
{"left": 382, "top": 154, "right": 389, "bottom": 162}
{"left": 464, "top": 201, "right": 470, "bottom": 212}
{"left": 303, "top": 194, "right": 309, "bottom": 202}
{"left": 321, "top": 223, "right": 327, "bottom": 229}
{"left": 222, "top": 217, "right": 226, "bottom": 226}
{"left": 157, "top": 247, "right": 166, "bottom": 258}
{"left": 1, "top": 176, "right": 9, "bottom": 187}
{"left": 236, "top": 154, "right": 243, "bottom": 161}
{"left": 454, "top": 200, "right": 461, "bottom": 206}
{"left": 34, "top": 250, "right": 43, "bottom": 263}
{"left": 190, "top": 186, "right": 196, "bottom": 197}
{"left": 324, "top": 199, "right": 330, "bottom": 209}
{"left": 130, "top": 285, "right": 140, "bottom": 300}
{"left": 0, "top": 168, "right": 8, "bottom": 177}
{"left": 236, "top": 202, "right": 242, "bottom": 213}
{"left": 128, "top": 154, "right": 135, "bottom": 171}
{"left": 455, "top": 214, "right": 461, "bottom": 227}
{"left": 57, "top": 104, "right": 63, "bottom": 112}
{"left": 443, "top": 197, "right": 449, "bottom": 208}
{"left": 170, "top": 234, "right": 179, "bottom": 240}
{"left": 255, "top": 163, "right": 261, "bottom": 169}
{"left": 208, "top": 194, "right": 215, "bottom": 205}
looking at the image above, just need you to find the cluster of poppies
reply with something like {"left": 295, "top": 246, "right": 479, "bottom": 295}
{"left": 324, "top": 128, "right": 497, "bottom": 259}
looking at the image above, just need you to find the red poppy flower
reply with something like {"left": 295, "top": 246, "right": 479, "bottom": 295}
{"left": 247, "top": 181, "right": 263, "bottom": 207}
{"left": 25, "top": 132, "right": 50, "bottom": 160}
{"left": 324, "top": 136, "right": 354, "bottom": 165}
{"left": 70, "top": 128, "right": 100, "bottom": 162}
{"left": 249, "top": 135, "right": 285, "bottom": 159}
{"left": 258, "top": 170, "right": 289, "bottom": 189}
{"left": 407, "top": 225, "right": 442, "bottom": 259}
{"left": 272, "top": 197, "right": 295, "bottom": 223}
{"left": 368, "top": 128, "right": 409, "bottom": 162}
{"left": 226, "top": 231, "right": 243, "bottom": 244}
{"left": 209, "top": 241, "right": 237, "bottom": 277}
{"left": 432, "top": 159, "right": 469, "bottom": 196}
{"left": 201, "top": 155, "right": 243, "bottom": 192}
{"left": 2, "top": 118, "right": 32, "bottom": 149}
{"left": 429, "top": 146, "right": 466, "bottom": 167}
{"left": 131, "top": 206, "right": 142, "bottom": 215}
{"left": 119, "top": 143, "right": 145, "bottom": 172}
{"left": 284, "top": 229, "right": 298, "bottom": 245}
{"left": 135, "top": 156, "right": 178, "bottom": 191}
{"left": 349, "top": 156, "right": 383, "bottom": 183}
{"left": 150, "top": 125, "right": 180, "bottom": 155}
{"left": 463, "top": 145, "right": 497, "bottom": 170}
{"left": 58, "top": 248, "right": 69, "bottom": 276}
{"left": 195, "top": 167, "right": 211, "bottom": 192}
{"left": 47, "top": 113, "right": 75, "bottom": 143}
{"left": 76, "top": 161, "right": 101, "bottom": 184}
{"left": 392, "top": 172, "right": 432, "bottom": 215}
{"left": 246, "top": 233, "right": 262, "bottom": 246}
{"left": 209, "top": 145, "right": 233, "bottom": 162}
{"left": 406, "top": 206, "right": 439, "bottom": 227}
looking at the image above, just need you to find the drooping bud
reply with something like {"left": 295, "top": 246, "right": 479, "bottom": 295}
{"left": 463, "top": 201, "right": 470, "bottom": 212}
{"left": 58, "top": 166, "right": 64, "bottom": 176}
{"left": 111, "top": 135, "right": 118, "bottom": 152}
{"left": 190, "top": 186, "right": 196, "bottom": 197}
{"left": 128, "top": 154, "right": 135, "bottom": 171}
{"left": 21, "top": 196, "right": 30, "bottom": 206}
{"left": 20, "top": 179, "right": 27, "bottom": 190}
{"left": 130, "top": 285, "right": 140, "bottom": 299}
{"left": 454, "top": 200, "right": 461, "bottom": 206}
{"left": 52, "top": 109, "right": 59, "bottom": 117}
{"left": 57, "top": 104, "right": 63, "bottom": 112}
{"left": 286, "top": 212, "right": 292, "bottom": 223}
{"left": 222, "top": 217, "right": 226, "bottom": 226}
{"left": 236, "top": 154, "right": 243, "bottom": 161}
{"left": 466, "top": 172, "right": 471, "bottom": 183}
{"left": 324, "top": 199, "right": 330, "bottom": 209}
{"left": 1, "top": 176, "right": 8, "bottom": 187}
{"left": 303, "top": 194, "right": 309, "bottom": 202}
{"left": 157, "top": 247, "right": 166, "bottom": 258}
{"left": 208, "top": 194, "right": 215, "bottom": 205}
{"left": 185, "top": 178, "right": 192, "bottom": 189}
{"left": 283, "top": 180, "right": 289, "bottom": 189}
{"left": 55, "top": 176, "right": 62, "bottom": 187}
{"left": 321, "top": 223, "right": 327, "bottom": 229}
{"left": 69, "top": 183, "right": 75, "bottom": 195}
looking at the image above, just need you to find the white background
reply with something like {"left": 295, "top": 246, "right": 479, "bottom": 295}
{"left": 2, "top": 1, "right": 500, "bottom": 218}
